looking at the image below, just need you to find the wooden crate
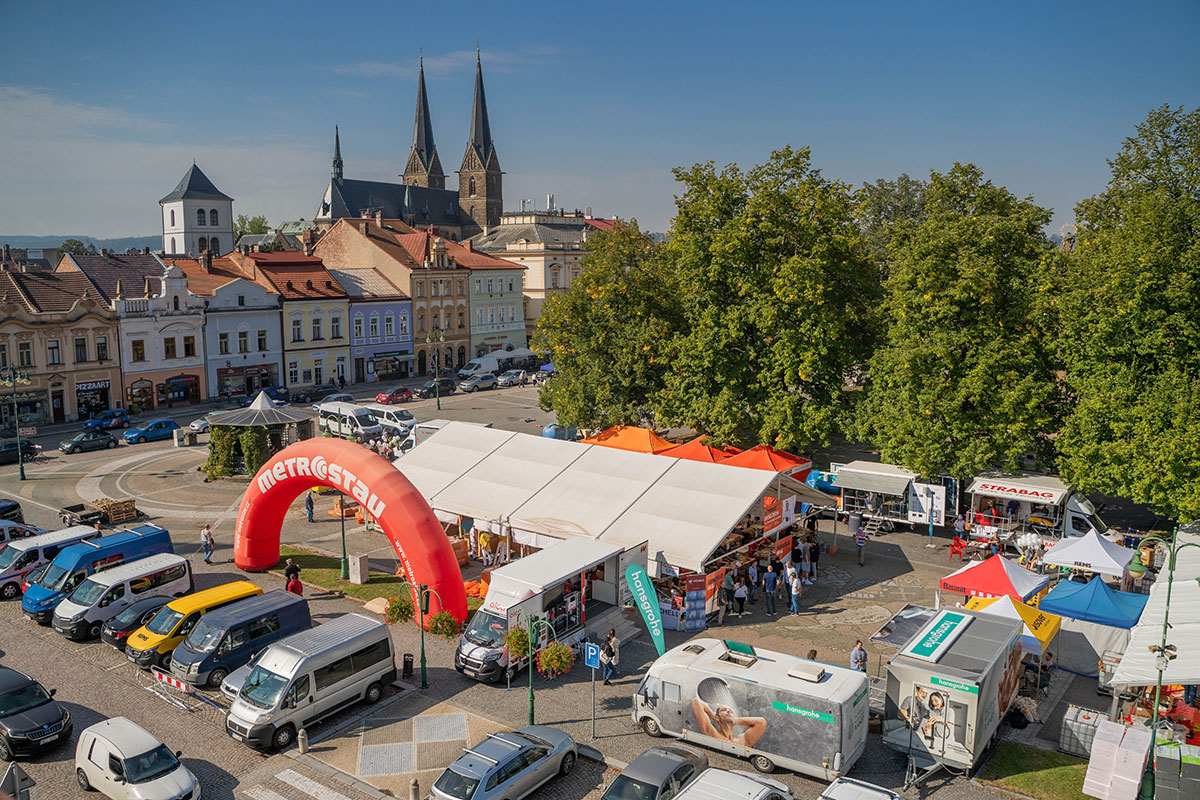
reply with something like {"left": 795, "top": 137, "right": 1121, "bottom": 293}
{"left": 93, "top": 498, "right": 139, "bottom": 524}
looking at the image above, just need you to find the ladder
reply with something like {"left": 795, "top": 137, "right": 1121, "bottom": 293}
{"left": 863, "top": 517, "right": 885, "bottom": 538}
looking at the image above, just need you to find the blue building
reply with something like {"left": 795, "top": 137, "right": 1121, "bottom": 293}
{"left": 327, "top": 268, "right": 414, "bottom": 383}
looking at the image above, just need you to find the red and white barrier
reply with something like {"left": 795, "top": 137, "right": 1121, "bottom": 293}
{"left": 152, "top": 669, "right": 191, "bottom": 692}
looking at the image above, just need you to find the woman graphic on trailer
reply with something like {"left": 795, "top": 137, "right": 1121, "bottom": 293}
{"left": 691, "top": 677, "right": 767, "bottom": 748}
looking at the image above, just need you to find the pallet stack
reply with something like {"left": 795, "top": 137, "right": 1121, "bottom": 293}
{"left": 93, "top": 498, "right": 139, "bottom": 523}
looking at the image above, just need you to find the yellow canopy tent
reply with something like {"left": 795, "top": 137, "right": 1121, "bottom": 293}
{"left": 965, "top": 595, "right": 1062, "bottom": 655}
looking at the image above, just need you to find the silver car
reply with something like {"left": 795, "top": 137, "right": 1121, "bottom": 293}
{"left": 497, "top": 369, "right": 528, "bottom": 387}
{"left": 602, "top": 746, "right": 707, "bottom": 800}
{"left": 817, "top": 778, "right": 901, "bottom": 800}
{"left": 188, "top": 417, "right": 211, "bottom": 433}
{"left": 431, "top": 726, "right": 576, "bottom": 800}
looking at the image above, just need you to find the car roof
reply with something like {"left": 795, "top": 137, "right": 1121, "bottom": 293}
{"left": 0, "top": 666, "right": 34, "bottom": 692}
{"left": 818, "top": 778, "right": 900, "bottom": 800}
{"left": 86, "top": 717, "right": 162, "bottom": 754}
{"left": 676, "top": 769, "right": 782, "bottom": 800}
{"left": 451, "top": 732, "right": 530, "bottom": 778}
{"left": 622, "top": 747, "right": 698, "bottom": 784}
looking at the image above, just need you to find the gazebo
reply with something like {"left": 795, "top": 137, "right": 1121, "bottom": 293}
{"left": 202, "top": 392, "right": 317, "bottom": 479}
{"left": 660, "top": 436, "right": 730, "bottom": 463}
{"left": 720, "top": 444, "right": 812, "bottom": 478}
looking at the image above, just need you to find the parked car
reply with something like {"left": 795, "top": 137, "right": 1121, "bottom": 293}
{"left": 431, "top": 726, "right": 577, "bottom": 800}
{"left": 0, "top": 666, "right": 72, "bottom": 761}
{"left": 0, "top": 521, "right": 47, "bottom": 552}
{"left": 123, "top": 419, "right": 180, "bottom": 444}
{"left": 532, "top": 369, "right": 552, "bottom": 385}
{"left": 602, "top": 746, "right": 708, "bottom": 800}
{"left": 219, "top": 647, "right": 266, "bottom": 702}
{"left": 672, "top": 770, "right": 793, "bottom": 800}
{"left": 292, "top": 384, "right": 341, "bottom": 404}
{"left": 311, "top": 392, "right": 355, "bottom": 410}
{"left": 363, "top": 403, "right": 416, "bottom": 436}
{"left": 188, "top": 417, "right": 211, "bottom": 433}
{"left": 416, "top": 378, "right": 457, "bottom": 399}
{"left": 818, "top": 778, "right": 901, "bottom": 800}
{"left": 261, "top": 386, "right": 290, "bottom": 403}
{"left": 458, "top": 373, "right": 498, "bottom": 393}
{"left": 81, "top": 409, "right": 130, "bottom": 431}
{"left": 0, "top": 499, "right": 23, "bottom": 524}
{"left": 0, "top": 441, "right": 38, "bottom": 466}
{"left": 74, "top": 717, "right": 198, "bottom": 799}
{"left": 375, "top": 387, "right": 414, "bottom": 404}
{"left": 497, "top": 369, "right": 528, "bottom": 388}
{"left": 100, "top": 595, "right": 173, "bottom": 651}
{"left": 59, "top": 431, "right": 119, "bottom": 454}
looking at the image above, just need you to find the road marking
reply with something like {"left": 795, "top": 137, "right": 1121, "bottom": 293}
{"left": 276, "top": 768, "right": 355, "bottom": 800}
{"left": 0, "top": 487, "right": 62, "bottom": 515}
{"left": 245, "top": 788, "right": 291, "bottom": 800}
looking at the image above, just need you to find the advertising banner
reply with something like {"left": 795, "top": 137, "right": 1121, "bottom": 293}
{"left": 626, "top": 564, "right": 666, "bottom": 655}
{"left": 764, "top": 496, "right": 797, "bottom": 536}
{"left": 775, "top": 535, "right": 794, "bottom": 563}
{"left": 705, "top": 568, "right": 726, "bottom": 615}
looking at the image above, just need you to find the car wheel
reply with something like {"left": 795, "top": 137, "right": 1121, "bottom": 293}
{"left": 640, "top": 717, "right": 662, "bottom": 737}
{"left": 750, "top": 754, "right": 775, "bottom": 773}
{"left": 558, "top": 751, "right": 576, "bottom": 776}
{"left": 0, "top": 736, "right": 11, "bottom": 762}
{"left": 76, "top": 767, "right": 92, "bottom": 791}
{"left": 365, "top": 681, "right": 383, "bottom": 704}
{"left": 272, "top": 724, "right": 296, "bottom": 751}
{"left": 89, "top": 622, "right": 102, "bottom": 639}
{"left": 208, "top": 667, "right": 229, "bottom": 689}
{"left": 106, "top": 441, "right": 116, "bottom": 449}
{"left": 69, "top": 446, "right": 79, "bottom": 454}
{"left": 0, "top": 582, "right": 19, "bottom": 600}
{"left": 136, "top": 436, "right": 146, "bottom": 444}
{"left": 157, "top": 650, "right": 172, "bottom": 669}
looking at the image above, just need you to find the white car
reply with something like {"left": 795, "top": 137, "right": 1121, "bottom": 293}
{"left": 188, "top": 417, "right": 210, "bottom": 433}
{"left": 75, "top": 717, "right": 199, "bottom": 799}
{"left": 818, "top": 778, "right": 900, "bottom": 800}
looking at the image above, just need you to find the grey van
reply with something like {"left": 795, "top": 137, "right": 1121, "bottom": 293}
{"left": 225, "top": 613, "right": 394, "bottom": 750}
{"left": 170, "top": 590, "right": 310, "bottom": 689}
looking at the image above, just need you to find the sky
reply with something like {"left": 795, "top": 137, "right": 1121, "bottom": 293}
{"left": 1, "top": 1, "right": 1197, "bottom": 238}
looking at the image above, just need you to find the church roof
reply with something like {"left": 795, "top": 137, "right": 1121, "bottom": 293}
{"left": 318, "top": 178, "right": 467, "bottom": 229}
{"left": 410, "top": 60, "right": 440, "bottom": 174}
{"left": 58, "top": 252, "right": 167, "bottom": 303}
{"left": 327, "top": 267, "right": 408, "bottom": 301}
{"left": 159, "top": 164, "right": 234, "bottom": 204}
{"left": 467, "top": 54, "right": 495, "bottom": 165}
{"left": 0, "top": 270, "right": 100, "bottom": 313}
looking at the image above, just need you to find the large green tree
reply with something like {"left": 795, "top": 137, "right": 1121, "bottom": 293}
{"left": 1058, "top": 105, "right": 1200, "bottom": 521}
{"left": 857, "top": 163, "right": 1062, "bottom": 478}
{"left": 59, "top": 238, "right": 88, "bottom": 254}
{"left": 654, "top": 146, "right": 881, "bottom": 450}
{"left": 533, "top": 223, "right": 682, "bottom": 429}
{"left": 856, "top": 173, "right": 928, "bottom": 271}
{"left": 233, "top": 214, "right": 269, "bottom": 240}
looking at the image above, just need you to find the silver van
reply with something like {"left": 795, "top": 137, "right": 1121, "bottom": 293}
{"left": 0, "top": 526, "right": 100, "bottom": 600}
{"left": 225, "top": 613, "right": 394, "bottom": 750}
{"left": 52, "top": 554, "right": 192, "bottom": 641}
{"left": 362, "top": 403, "right": 416, "bottom": 436}
{"left": 317, "top": 401, "right": 383, "bottom": 439}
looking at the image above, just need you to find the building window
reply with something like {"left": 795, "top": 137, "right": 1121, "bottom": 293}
{"left": 171, "top": 237, "right": 177, "bottom": 253}
{"left": 313, "top": 360, "right": 323, "bottom": 385}
{"left": 312, "top": 318, "right": 323, "bottom": 341}
{"left": 499, "top": 307, "right": 505, "bottom": 323}
{"left": 73, "top": 337, "right": 88, "bottom": 363}
{"left": 17, "top": 343, "right": 31, "bottom": 367}
{"left": 209, "top": 209, "right": 219, "bottom": 226}
{"left": 458, "top": 310, "right": 465, "bottom": 329}
{"left": 477, "top": 308, "right": 483, "bottom": 326}
{"left": 198, "top": 236, "right": 208, "bottom": 253}
{"left": 257, "top": 330, "right": 267, "bottom": 351}
{"left": 488, "top": 308, "right": 495, "bottom": 324}
{"left": 164, "top": 338, "right": 177, "bottom": 359}
{"left": 468, "top": 177, "right": 477, "bottom": 197}
{"left": 173, "top": 295, "right": 180, "bottom": 312}
{"left": 209, "top": 236, "right": 219, "bottom": 253}
{"left": 197, "top": 209, "right": 206, "bottom": 226}
{"left": 291, "top": 318, "right": 303, "bottom": 342}
{"left": 475, "top": 279, "right": 481, "bottom": 293}
{"left": 237, "top": 295, "right": 245, "bottom": 306}
{"left": 131, "top": 340, "right": 145, "bottom": 362}
{"left": 508, "top": 278, "right": 515, "bottom": 292}
{"left": 431, "top": 310, "right": 440, "bottom": 330}
{"left": 384, "top": 315, "right": 394, "bottom": 336}
{"left": 417, "top": 312, "right": 425, "bottom": 333}
{"left": 336, "top": 358, "right": 346, "bottom": 382}
{"left": 288, "top": 361, "right": 299, "bottom": 384}
{"left": 218, "top": 332, "right": 230, "bottom": 354}
{"left": 47, "top": 340, "right": 61, "bottom": 365}
{"left": 96, "top": 337, "right": 108, "bottom": 361}
{"left": 353, "top": 317, "right": 363, "bottom": 339}
{"left": 457, "top": 279, "right": 464, "bottom": 294}
{"left": 415, "top": 282, "right": 424, "bottom": 298}
{"left": 550, "top": 268, "right": 560, "bottom": 289}
{"left": 331, "top": 315, "right": 342, "bottom": 339}
{"left": 0, "top": 344, "right": 6, "bottom": 367}
{"left": 184, "top": 336, "right": 196, "bottom": 357}
{"left": 238, "top": 331, "right": 248, "bottom": 353}
{"left": 369, "top": 316, "right": 379, "bottom": 337}
{"left": 486, "top": 278, "right": 493, "bottom": 293}
{"left": 399, "top": 316, "right": 408, "bottom": 336}
{"left": 170, "top": 209, "right": 175, "bottom": 227}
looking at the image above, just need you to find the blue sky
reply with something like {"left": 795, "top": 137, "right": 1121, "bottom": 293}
{"left": 1, "top": 1, "right": 1196, "bottom": 237}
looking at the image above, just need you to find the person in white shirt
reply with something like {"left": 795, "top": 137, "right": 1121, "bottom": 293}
{"left": 789, "top": 573, "right": 803, "bottom": 615}
{"left": 734, "top": 578, "right": 749, "bottom": 617}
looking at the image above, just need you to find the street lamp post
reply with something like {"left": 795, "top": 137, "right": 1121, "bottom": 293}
{"left": 397, "top": 581, "right": 443, "bottom": 690}
{"left": 425, "top": 328, "right": 445, "bottom": 411}
{"left": 525, "top": 616, "right": 555, "bottom": 726}
{"left": 0, "top": 367, "right": 33, "bottom": 481}
{"left": 339, "top": 494, "right": 349, "bottom": 581}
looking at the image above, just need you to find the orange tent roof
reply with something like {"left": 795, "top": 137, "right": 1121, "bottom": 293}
{"left": 660, "top": 436, "right": 728, "bottom": 463}
{"left": 581, "top": 425, "right": 676, "bottom": 454}
{"left": 720, "top": 445, "right": 812, "bottom": 477}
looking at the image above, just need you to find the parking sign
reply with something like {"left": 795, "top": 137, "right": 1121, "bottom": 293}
{"left": 584, "top": 642, "right": 600, "bottom": 670}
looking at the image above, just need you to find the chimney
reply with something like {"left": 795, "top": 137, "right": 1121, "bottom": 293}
{"left": 585, "top": 207, "right": 592, "bottom": 219}
{"left": 199, "top": 250, "right": 212, "bottom": 272}
{"left": 142, "top": 246, "right": 150, "bottom": 255}
{"left": 303, "top": 242, "right": 313, "bottom": 257}
{"left": 374, "top": 210, "right": 383, "bottom": 226}
{"left": 115, "top": 279, "right": 124, "bottom": 300}
{"left": 2, "top": 244, "right": 9, "bottom": 262}
{"left": 463, "top": 239, "right": 473, "bottom": 252}
{"left": 360, "top": 219, "right": 370, "bottom": 235}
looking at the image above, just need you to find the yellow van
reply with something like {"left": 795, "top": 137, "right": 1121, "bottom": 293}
{"left": 124, "top": 580, "right": 263, "bottom": 670}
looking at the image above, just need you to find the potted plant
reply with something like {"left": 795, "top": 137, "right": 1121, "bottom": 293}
{"left": 384, "top": 593, "right": 414, "bottom": 624}
{"left": 504, "top": 627, "right": 529, "bottom": 661}
{"left": 428, "top": 610, "right": 462, "bottom": 640}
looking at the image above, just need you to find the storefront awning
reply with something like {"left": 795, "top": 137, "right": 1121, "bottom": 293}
{"left": 832, "top": 461, "right": 915, "bottom": 496}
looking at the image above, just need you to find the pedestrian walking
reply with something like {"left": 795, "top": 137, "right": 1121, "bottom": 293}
{"left": 747, "top": 562, "right": 758, "bottom": 604}
{"left": 339, "top": 375, "right": 346, "bottom": 391}
{"left": 716, "top": 585, "right": 729, "bottom": 625}
{"left": 305, "top": 491, "right": 315, "bottom": 523}
{"left": 286, "top": 576, "right": 303, "bottom": 596}
{"left": 790, "top": 572, "right": 803, "bottom": 615}
{"left": 284, "top": 557, "right": 301, "bottom": 585}
{"left": 809, "top": 537, "right": 820, "bottom": 580}
{"left": 851, "top": 640, "right": 868, "bottom": 672}
{"left": 762, "top": 564, "right": 778, "bottom": 616}
{"left": 199, "top": 523, "right": 214, "bottom": 564}
{"left": 600, "top": 628, "right": 620, "bottom": 685}
{"left": 855, "top": 527, "right": 868, "bottom": 566}
{"left": 734, "top": 578, "right": 748, "bottom": 617}
{"left": 953, "top": 514, "right": 966, "bottom": 539}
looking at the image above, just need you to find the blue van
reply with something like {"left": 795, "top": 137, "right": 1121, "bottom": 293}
{"left": 169, "top": 591, "right": 310, "bottom": 688}
{"left": 21, "top": 525, "right": 172, "bottom": 624}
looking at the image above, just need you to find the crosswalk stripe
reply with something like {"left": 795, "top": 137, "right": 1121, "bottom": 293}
{"left": 277, "top": 768, "right": 356, "bottom": 800}
{"left": 245, "top": 788, "right": 291, "bottom": 800}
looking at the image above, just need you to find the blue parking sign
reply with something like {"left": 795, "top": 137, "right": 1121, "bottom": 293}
{"left": 584, "top": 642, "right": 600, "bottom": 670}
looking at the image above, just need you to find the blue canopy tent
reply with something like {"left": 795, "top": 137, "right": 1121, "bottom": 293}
{"left": 1037, "top": 576, "right": 1147, "bottom": 676}
{"left": 539, "top": 363, "right": 555, "bottom": 372}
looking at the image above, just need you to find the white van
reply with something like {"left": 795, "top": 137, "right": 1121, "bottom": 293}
{"left": 317, "top": 401, "right": 383, "bottom": 439}
{"left": 52, "top": 554, "right": 192, "bottom": 641}
{"left": 0, "top": 525, "right": 101, "bottom": 600}
{"left": 673, "top": 768, "right": 794, "bottom": 800}
{"left": 362, "top": 403, "right": 416, "bottom": 436}
{"left": 457, "top": 355, "right": 499, "bottom": 380}
{"left": 75, "top": 717, "right": 199, "bottom": 800}
{"left": 226, "top": 613, "right": 394, "bottom": 750}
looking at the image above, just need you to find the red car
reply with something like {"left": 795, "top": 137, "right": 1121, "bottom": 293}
{"left": 375, "top": 388, "right": 413, "bottom": 404}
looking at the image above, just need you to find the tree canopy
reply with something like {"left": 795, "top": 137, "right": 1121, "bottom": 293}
{"left": 856, "top": 173, "right": 928, "bottom": 271}
{"left": 233, "top": 214, "right": 269, "bottom": 240}
{"left": 59, "top": 238, "right": 89, "bottom": 254}
{"left": 1057, "top": 105, "right": 1200, "bottom": 521}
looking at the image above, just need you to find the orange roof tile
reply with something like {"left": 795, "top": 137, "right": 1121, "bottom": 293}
{"left": 163, "top": 256, "right": 259, "bottom": 296}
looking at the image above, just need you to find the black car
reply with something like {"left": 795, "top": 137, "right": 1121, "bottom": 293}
{"left": 292, "top": 384, "right": 341, "bottom": 404}
{"left": 0, "top": 666, "right": 71, "bottom": 761}
{"left": 0, "top": 499, "right": 21, "bottom": 524}
{"left": 416, "top": 378, "right": 457, "bottom": 399}
{"left": 0, "top": 441, "right": 38, "bottom": 467}
{"left": 58, "top": 430, "right": 119, "bottom": 454}
{"left": 100, "top": 596, "right": 172, "bottom": 651}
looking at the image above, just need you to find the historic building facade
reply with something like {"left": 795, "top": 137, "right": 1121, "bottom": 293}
{"left": 160, "top": 164, "right": 235, "bottom": 257}
{"left": 327, "top": 268, "right": 413, "bottom": 383}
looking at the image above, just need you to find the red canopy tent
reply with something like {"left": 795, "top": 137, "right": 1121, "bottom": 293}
{"left": 660, "top": 436, "right": 730, "bottom": 463}
{"left": 581, "top": 425, "right": 676, "bottom": 454}
{"left": 939, "top": 554, "right": 1050, "bottom": 602}
{"left": 720, "top": 444, "right": 812, "bottom": 479}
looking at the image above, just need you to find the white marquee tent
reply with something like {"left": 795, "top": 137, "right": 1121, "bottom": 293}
{"left": 1042, "top": 531, "right": 1136, "bottom": 578}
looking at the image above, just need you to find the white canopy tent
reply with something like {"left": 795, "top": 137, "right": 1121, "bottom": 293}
{"left": 1042, "top": 531, "right": 1136, "bottom": 578}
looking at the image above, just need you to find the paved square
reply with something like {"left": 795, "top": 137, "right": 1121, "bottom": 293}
{"left": 415, "top": 711, "right": 468, "bottom": 742}
{"left": 359, "top": 742, "right": 415, "bottom": 776}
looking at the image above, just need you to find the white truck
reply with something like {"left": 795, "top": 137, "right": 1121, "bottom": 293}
{"left": 454, "top": 537, "right": 647, "bottom": 683}
{"left": 831, "top": 461, "right": 958, "bottom": 532}
{"left": 965, "top": 471, "right": 1111, "bottom": 541}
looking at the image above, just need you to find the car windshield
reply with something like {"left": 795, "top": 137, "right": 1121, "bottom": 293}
{"left": 71, "top": 433, "right": 88, "bottom": 442}
{"left": 463, "top": 610, "right": 506, "bottom": 648}
{"left": 394, "top": 409, "right": 413, "bottom": 420}
{"left": 114, "top": 601, "right": 161, "bottom": 627}
{"left": 68, "top": 578, "right": 108, "bottom": 606}
{"left": 186, "top": 617, "right": 225, "bottom": 652}
{"left": 24, "top": 563, "right": 48, "bottom": 585}
{"left": 602, "top": 775, "right": 660, "bottom": 800}
{"left": 40, "top": 563, "right": 71, "bottom": 590}
{"left": 146, "top": 606, "right": 184, "bottom": 635}
{"left": 239, "top": 665, "right": 289, "bottom": 709}
{"left": 0, "top": 545, "right": 28, "bottom": 570}
{"left": 0, "top": 682, "right": 52, "bottom": 716}
{"left": 423, "top": 382, "right": 437, "bottom": 389}
{"left": 433, "top": 768, "right": 479, "bottom": 800}
{"left": 360, "top": 412, "right": 378, "bottom": 424}
{"left": 124, "top": 743, "right": 180, "bottom": 784}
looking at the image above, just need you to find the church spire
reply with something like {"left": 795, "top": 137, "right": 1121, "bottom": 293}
{"left": 458, "top": 47, "right": 502, "bottom": 232}
{"left": 402, "top": 54, "right": 446, "bottom": 190}
{"left": 332, "top": 125, "right": 343, "bottom": 183}
{"left": 467, "top": 47, "right": 494, "bottom": 164}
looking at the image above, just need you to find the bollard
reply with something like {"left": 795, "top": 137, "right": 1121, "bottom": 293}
{"left": 410, "top": 777, "right": 419, "bottom": 800}
{"left": 298, "top": 728, "right": 309, "bottom": 754}
{"left": 403, "top": 653, "right": 414, "bottom": 679}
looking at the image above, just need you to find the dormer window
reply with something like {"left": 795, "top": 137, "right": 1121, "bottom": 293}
{"left": 286, "top": 280, "right": 294, "bottom": 290}
{"left": 306, "top": 279, "right": 314, "bottom": 290}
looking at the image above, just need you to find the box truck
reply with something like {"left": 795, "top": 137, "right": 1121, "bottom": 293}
{"left": 966, "top": 471, "right": 1111, "bottom": 542}
{"left": 633, "top": 638, "right": 870, "bottom": 779}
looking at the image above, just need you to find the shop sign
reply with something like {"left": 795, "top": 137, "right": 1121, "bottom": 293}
{"left": 18, "top": 427, "right": 37, "bottom": 437}
{"left": 763, "top": 495, "right": 796, "bottom": 536}
{"left": 901, "top": 610, "right": 972, "bottom": 663}
{"left": 75, "top": 380, "right": 110, "bottom": 391}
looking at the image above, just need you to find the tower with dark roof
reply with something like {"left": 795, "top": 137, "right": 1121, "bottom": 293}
{"left": 458, "top": 50, "right": 502, "bottom": 231}
{"left": 159, "top": 163, "right": 234, "bottom": 256}
{"left": 332, "top": 125, "right": 344, "bottom": 184}
{"left": 402, "top": 57, "right": 446, "bottom": 190}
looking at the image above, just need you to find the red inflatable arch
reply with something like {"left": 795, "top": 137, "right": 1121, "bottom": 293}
{"left": 233, "top": 437, "right": 467, "bottom": 623}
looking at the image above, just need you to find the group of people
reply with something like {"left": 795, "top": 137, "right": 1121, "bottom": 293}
{"left": 716, "top": 535, "right": 821, "bottom": 622}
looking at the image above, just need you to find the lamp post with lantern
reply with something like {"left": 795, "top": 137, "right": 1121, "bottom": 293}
{"left": 0, "top": 367, "right": 33, "bottom": 481}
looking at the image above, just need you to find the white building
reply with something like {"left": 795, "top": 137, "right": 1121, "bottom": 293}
{"left": 160, "top": 164, "right": 234, "bottom": 257}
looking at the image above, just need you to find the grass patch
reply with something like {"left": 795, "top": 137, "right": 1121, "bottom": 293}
{"left": 978, "top": 741, "right": 1088, "bottom": 800}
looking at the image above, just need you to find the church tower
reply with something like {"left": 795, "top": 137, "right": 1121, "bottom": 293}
{"left": 458, "top": 50, "right": 502, "bottom": 231}
{"left": 332, "top": 125, "right": 344, "bottom": 184}
{"left": 402, "top": 57, "right": 446, "bottom": 190}
{"left": 159, "top": 163, "right": 234, "bottom": 256}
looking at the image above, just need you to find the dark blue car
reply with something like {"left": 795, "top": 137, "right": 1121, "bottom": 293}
{"left": 81, "top": 409, "right": 129, "bottom": 431}
{"left": 123, "top": 419, "right": 180, "bottom": 444}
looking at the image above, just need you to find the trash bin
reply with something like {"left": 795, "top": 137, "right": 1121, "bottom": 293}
{"left": 402, "top": 653, "right": 414, "bottom": 679}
